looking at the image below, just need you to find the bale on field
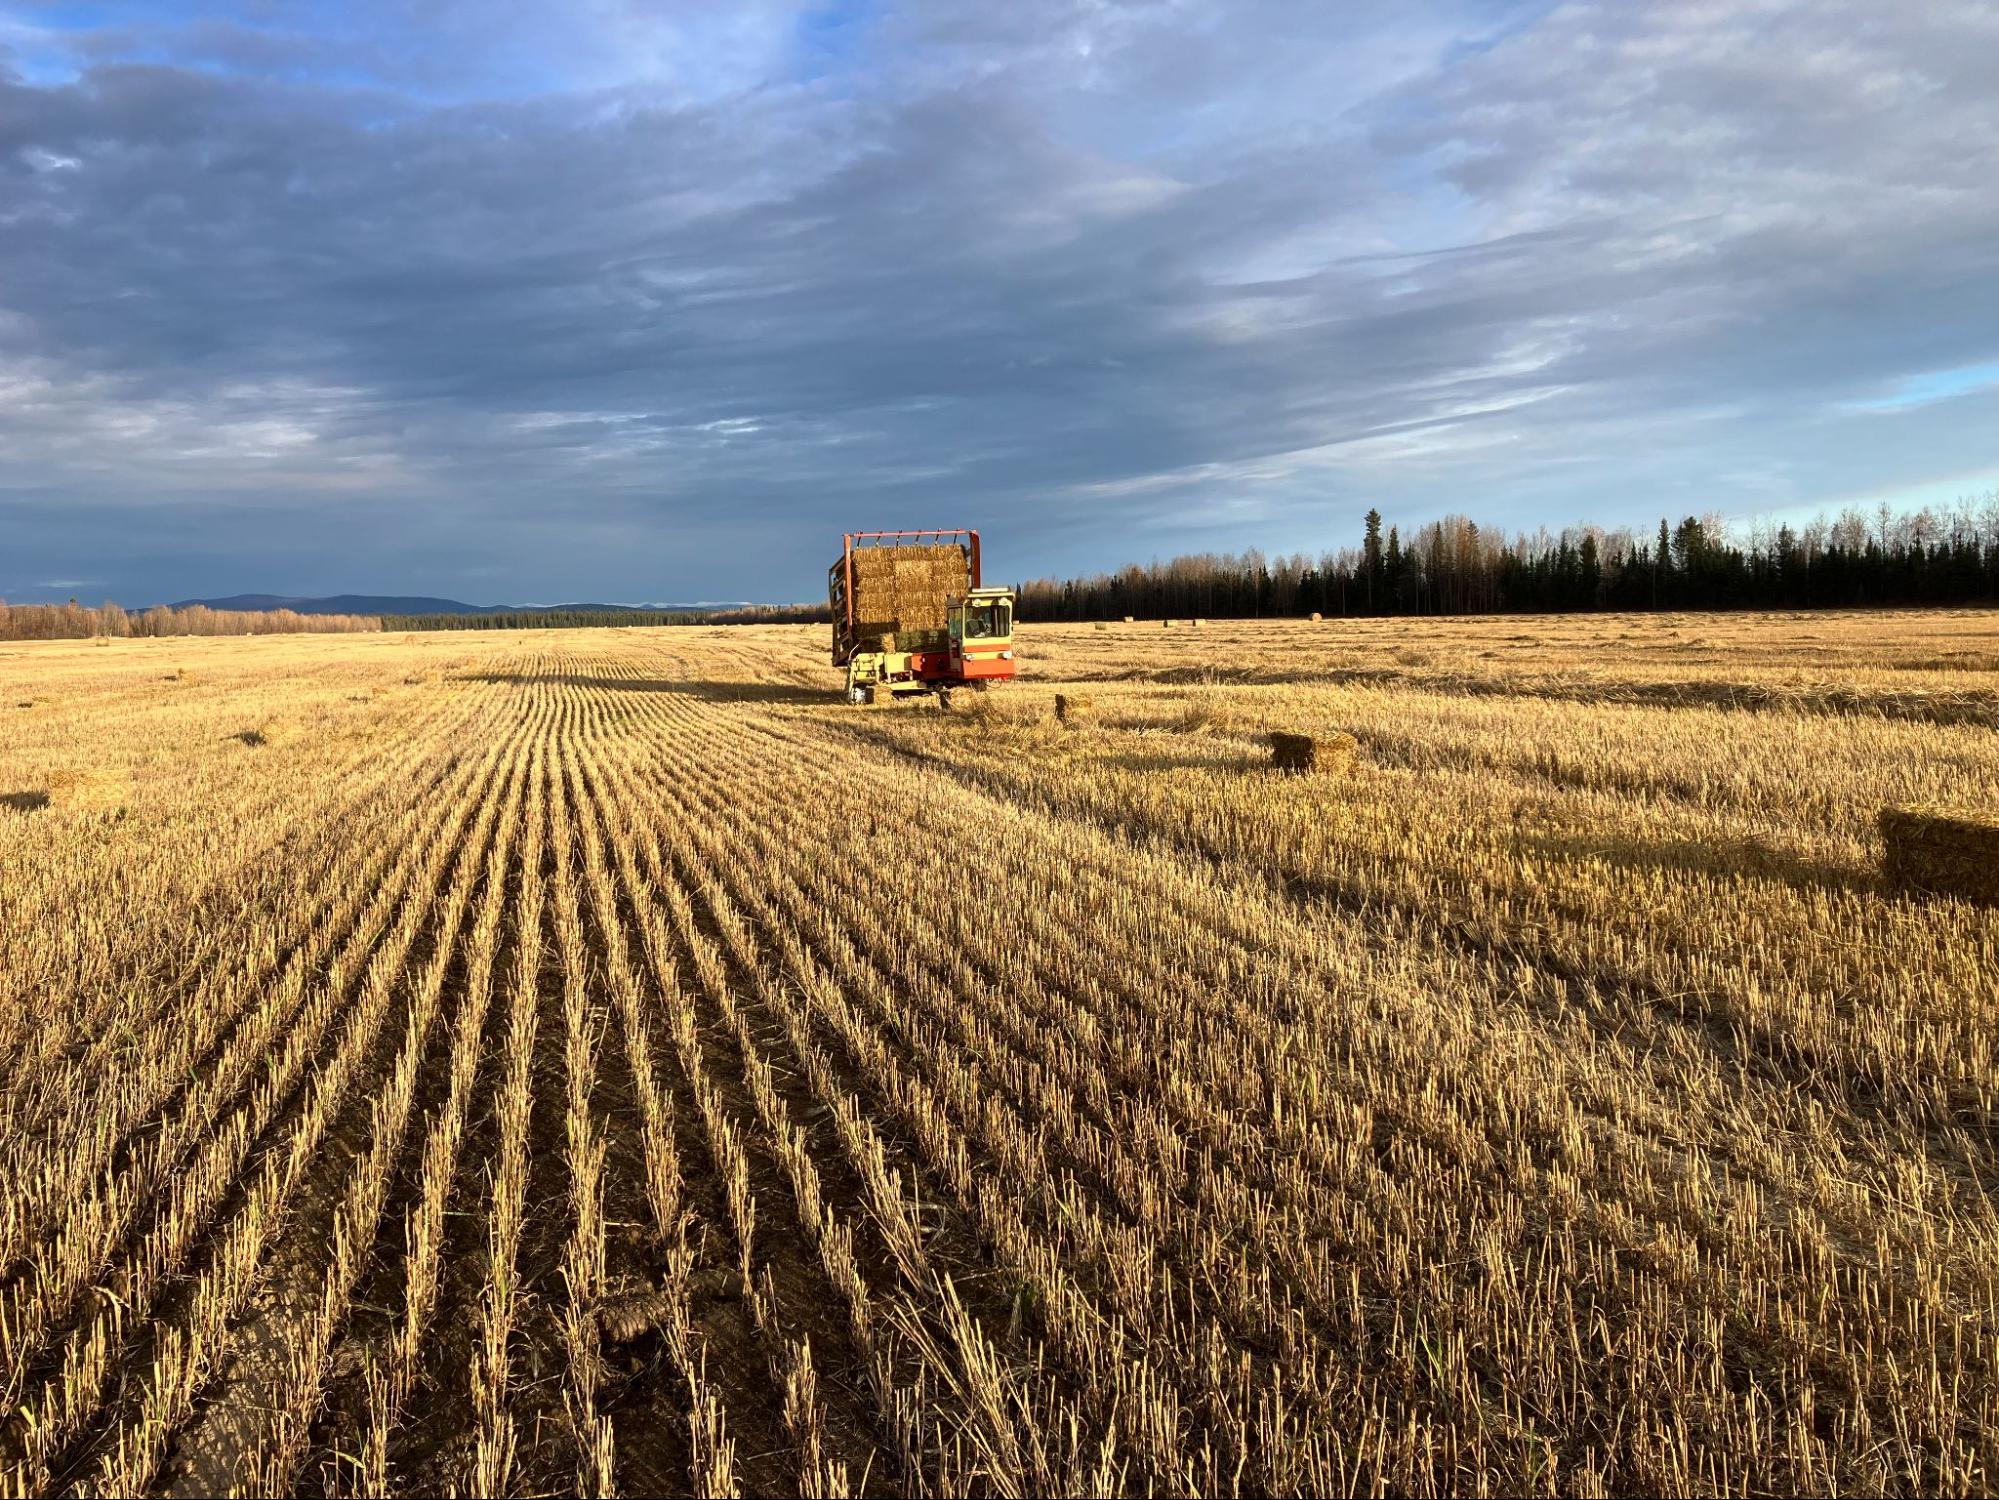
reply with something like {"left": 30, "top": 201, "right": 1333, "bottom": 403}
{"left": 1123, "top": 615, "right": 1135, "bottom": 623}
{"left": 1268, "top": 731, "right": 1359, "bottom": 775}
{"left": 43, "top": 767, "right": 131, "bottom": 810}
{"left": 166, "top": 668, "right": 194, "bottom": 683}
{"left": 1879, "top": 805, "right": 1999, "bottom": 904}
{"left": 1055, "top": 693, "right": 1094, "bottom": 726}
{"left": 1163, "top": 619, "right": 1180, "bottom": 628}
{"left": 1192, "top": 618, "right": 1205, "bottom": 627}
{"left": 1093, "top": 621, "right": 1108, "bottom": 631}
{"left": 1309, "top": 612, "right": 1323, "bottom": 622}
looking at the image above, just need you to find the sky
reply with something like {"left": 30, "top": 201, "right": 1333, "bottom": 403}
{"left": 3, "top": 0, "right": 1998, "bottom": 605}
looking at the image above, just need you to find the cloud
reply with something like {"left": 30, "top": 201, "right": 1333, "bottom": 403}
{"left": 1, "top": 0, "right": 1996, "bottom": 602}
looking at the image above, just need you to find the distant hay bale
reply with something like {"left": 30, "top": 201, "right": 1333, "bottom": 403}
{"left": 1268, "top": 731, "right": 1359, "bottom": 776}
{"left": 1879, "top": 806, "right": 1999, "bottom": 905}
{"left": 166, "top": 668, "right": 194, "bottom": 683}
{"left": 1054, "top": 693, "right": 1094, "bottom": 726}
{"left": 43, "top": 767, "right": 131, "bottom": 811}
{"left": 1123, "top": 615, "right": 1135, "bottom": 623}
{"left": 1309, "top": 612, "right": 1323, "bottom": 622}
{"left": 1093, "top": 621, "right": 1108, "bottom": 631}
{"left": 1192, "top": 618, "right": 1205, "bottom": 627}
{"left": 1163, "top": 619, "right": 1180, "bottom": 628}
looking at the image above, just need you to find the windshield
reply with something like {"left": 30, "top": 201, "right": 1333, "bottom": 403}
{"left": 963, "top": 601, "right": 1011, "bottom": 640}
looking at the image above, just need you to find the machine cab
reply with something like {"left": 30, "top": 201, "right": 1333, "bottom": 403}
{"left": 947, "top": 587, "right": 1017, "bottom": 681}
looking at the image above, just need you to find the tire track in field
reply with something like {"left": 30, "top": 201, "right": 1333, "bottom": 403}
{"left": 0, "top": 683, "right": 482, "bottom": 1282}
{"left": 0, "top": 718, "right": 485, "bottom": 1412}
{"left": 573, "top": 658, "right": 1151, "bottom": 1494}
{"left": 18, "top": 690, "right": 524, "bottom": 1496}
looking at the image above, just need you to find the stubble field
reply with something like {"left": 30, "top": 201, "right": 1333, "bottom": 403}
{"left": 1, "top": 610, "right": 1995, "bottom": 1497}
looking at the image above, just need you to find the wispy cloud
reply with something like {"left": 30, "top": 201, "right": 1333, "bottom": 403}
{"left": 1846, "top": 362, "right": 1999, "bottom": 413}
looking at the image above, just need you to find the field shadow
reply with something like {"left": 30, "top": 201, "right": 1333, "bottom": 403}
{"left": 673, "top": 679, "right": 832, "bottom": 706}
{"left": 1525, "top": 830, "right": 1875, "bottom": 898}
{"left": 1095, "top": 744, "right": 1266, "bottom": 774}
{"left": 460, "top": 671, "right": 828, "bottom": 705}
{"left": 1, "top": 790, "right": 50, "bottom": 813}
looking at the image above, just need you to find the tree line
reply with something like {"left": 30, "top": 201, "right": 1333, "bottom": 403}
{"left": 384, "top": 603, "right": 830, "bottom": 631}
{"left": 1017, "top": 498, "right": 1999, "bottom": 621}
{"left": 0, "top": 600, "right": 381, "bottom": 641}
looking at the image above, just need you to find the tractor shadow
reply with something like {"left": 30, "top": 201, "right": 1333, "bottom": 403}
{"left": 1093, "top": 744, "right": 1263, "bottom": 775}
{"left": 1521, "top": 830, "right": 1877, "bottom": 899}
{"left": 459, "top": 672, "right": 828, "bottom": 706}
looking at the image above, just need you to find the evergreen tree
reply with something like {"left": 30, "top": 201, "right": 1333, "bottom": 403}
{"left": 1362, "top": 508, "right": 1385, "bottom": 614}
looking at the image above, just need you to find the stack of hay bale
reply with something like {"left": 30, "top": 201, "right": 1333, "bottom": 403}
{"left": 1268, "top": 731, "right": 1359, "bottom": 775}
{"left": 849, "top": 544, "right": 968, "bottom": 653}
{"left": 1879, "top": 806, "right": 1999, "bottom": 904}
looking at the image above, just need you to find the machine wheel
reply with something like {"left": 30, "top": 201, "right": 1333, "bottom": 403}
{"left": 937, "top": 688, "right": 953, "bottom": 712}
{"left": 846, "top": 685, "right": 868, "bottom": 705}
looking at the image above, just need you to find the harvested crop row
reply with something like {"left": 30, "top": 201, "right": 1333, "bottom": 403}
{"left": 0, "top": 622, "right": 1993, "bottom": 1498}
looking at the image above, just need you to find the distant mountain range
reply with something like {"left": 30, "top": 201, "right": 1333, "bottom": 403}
{"left": 166, "top": 593, "right": 746, "bottom": 616}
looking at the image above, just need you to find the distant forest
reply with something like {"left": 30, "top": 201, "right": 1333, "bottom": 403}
{"left": 1018, "top": 499, "right": 1999, "bottom": 621}
{"left": 384, "top": 603, "right": 830, "bottom": 631}
{"left": 10, "top": 499, "right": 1995, "bottom": 642}
{"left": 0, "top": 600, "right": 380, "bottom": 641}
{"left": 0, "top": 600, "right": 829, "bottom": 640}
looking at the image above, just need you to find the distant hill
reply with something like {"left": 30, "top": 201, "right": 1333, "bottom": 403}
{"left": 167, "top": 594, "right": 741, "bottom": 616}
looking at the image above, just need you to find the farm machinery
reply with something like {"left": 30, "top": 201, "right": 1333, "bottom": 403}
{"left": 829, "top": 529, "right": 1016, "bottom": 704}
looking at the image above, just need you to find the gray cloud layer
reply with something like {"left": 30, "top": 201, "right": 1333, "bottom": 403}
{"left": 3, "top": 0, "right": 1997, "bottom": 602}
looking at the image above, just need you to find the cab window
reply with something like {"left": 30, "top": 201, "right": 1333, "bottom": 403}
{"left": 964, "top": 602, "right": 1010, "bottom": 640}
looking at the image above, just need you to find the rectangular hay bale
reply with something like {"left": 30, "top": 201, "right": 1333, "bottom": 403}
{"left": 1268, "top": 731, "right": 1358, "bottom": 775}
{"left": 1879, "top": 805, "right": 1999, "bottom": 905}
{"left": 849, "top": 544, "right": 969, "bottom": 643}
{"left": 1055, "top": 693, "right": 1093, "bottom": 725}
